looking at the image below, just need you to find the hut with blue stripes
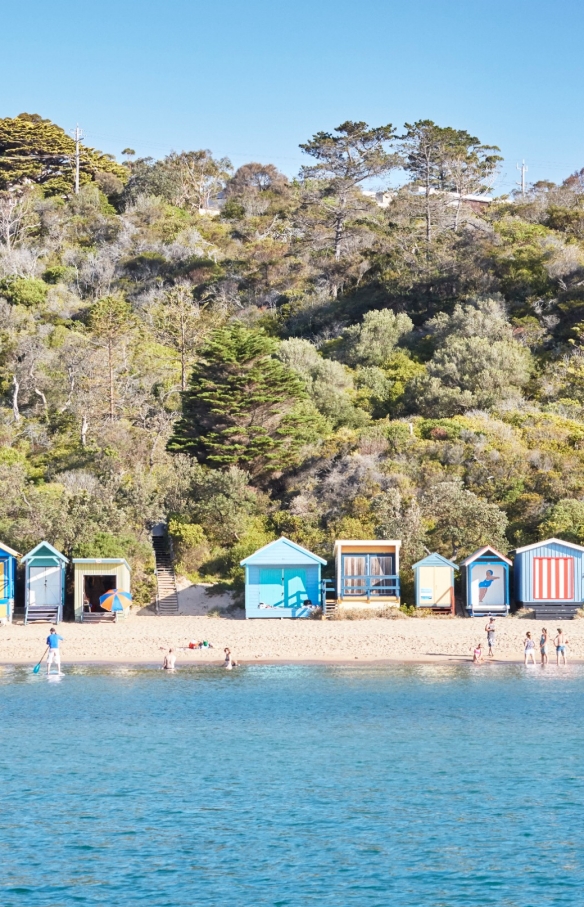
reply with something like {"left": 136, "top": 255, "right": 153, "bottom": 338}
{"left": 0, "top": 541, "right": 20, "bottom": 622}
{"left": 459, "top": 546, "right": 511, "bottom": 617}
{"left": 412, "top": 553, "right": 457, "bottom": 611}
{"left": 240, "top": 537, "right": 326, "bottom": 618}
{"left": 22, "top": 541, "right": 68, "bottom": 624}
{"left": 513, "top": 537, "right": 584, "bottom": 619}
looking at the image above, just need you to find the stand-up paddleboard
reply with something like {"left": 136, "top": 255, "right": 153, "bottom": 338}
{"left": 47, "top": 673, "right": 64, "bottom": 682}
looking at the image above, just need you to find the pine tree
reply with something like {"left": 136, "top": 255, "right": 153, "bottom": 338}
{"left": 168, "top": 324, "right": 323, "bottom": 479}
{"left": 0, "top": 113, "right": 127, "bottom": 195}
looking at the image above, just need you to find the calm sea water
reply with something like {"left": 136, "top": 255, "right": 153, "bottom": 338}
{"left": 1, "top": 663, "right": 583, "bottom": 907}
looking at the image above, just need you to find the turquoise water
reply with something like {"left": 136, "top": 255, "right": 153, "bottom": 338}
{"left": 1, "top": 663, "right": 583, "bottom": 906}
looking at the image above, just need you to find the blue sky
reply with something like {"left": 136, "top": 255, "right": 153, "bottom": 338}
{"left": 2, "top": 0, "right": 583, "bottom": 193}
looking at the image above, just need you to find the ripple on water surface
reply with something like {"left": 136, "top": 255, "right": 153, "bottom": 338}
{"left": 1, "top": 663, "right": 583, "bottom": 906}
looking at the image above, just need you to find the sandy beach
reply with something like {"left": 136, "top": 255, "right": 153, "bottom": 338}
{"left": 1, "top": 610, "right": 583, "bottom": 667}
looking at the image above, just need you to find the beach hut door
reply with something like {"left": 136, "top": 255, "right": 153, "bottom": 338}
{"left": 419, "top": 566, "right": 451, "bottom": 606}
{"left": 29, "top": 566, "right": 61, "bottom": 606}
{"left": 259, "top": 568, "right": 285, "bottom": 608}
{"left": 284, "top": 569, "right": 307, "bottom": 608}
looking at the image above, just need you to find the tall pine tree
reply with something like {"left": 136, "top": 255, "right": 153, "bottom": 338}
{"left": 168, "top": 324, "right": 324, "bottom": 480}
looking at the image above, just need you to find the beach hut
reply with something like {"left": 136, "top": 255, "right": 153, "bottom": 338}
{"left": 333, "top": 540, "right": 401, "bottom": 611}
{"left": 72, "top": 558, "right": 131, "bottom": 622}
{"left": 240, "top": 537, "right": 326, "bottom": 619}
{"left": 412, "top": 553, "right": 457, "bottom": 612}
{"left": 22, "top": 541, "right": 68, "bottom": 624}
{"left": 0, "top": 541, "right": 20, "bottom": 622}
{"left": 459, "top": 546, "right": 512, "bottom": 617}
{"left": 513, "top": 537, "right": 584, "bottom": 619}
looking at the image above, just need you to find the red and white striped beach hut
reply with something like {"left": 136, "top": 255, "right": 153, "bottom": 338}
{"left": 513, "top": 538, "right": 584, "bottom": 619}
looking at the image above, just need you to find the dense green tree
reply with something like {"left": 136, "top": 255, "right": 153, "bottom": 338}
{"left": 421, "top": 479, "right": 509, "bottom": 559}
{"left": 0, "top": 113, "right": 126, "bottom": 195}
{"left": 168, "top": 324, "right": 325, "bottom": 479}
{"left": 339, "top": 309, "right": 413, "bottom": 366}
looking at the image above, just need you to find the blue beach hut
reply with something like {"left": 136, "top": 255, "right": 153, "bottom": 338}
{"left": 412, "top": 553, "right": 457, "bottom": 611}
{"left": 0, "top": 540, "right": 20, "bottom": 622}
{"left": 240, "top": 537, "right": 326, "bottom": 618}
{"left": 22, "top": 541, "right": 68, "bottom": 624}
{"left": 513, "top": 537, "right": 584, "bottom": 619}
{"left": 459, "top": 546, "right": 512, "bottom": 617}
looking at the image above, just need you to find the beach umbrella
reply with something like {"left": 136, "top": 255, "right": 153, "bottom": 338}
{"left": 99, "top": 589, "right": 132, "bottom": 612}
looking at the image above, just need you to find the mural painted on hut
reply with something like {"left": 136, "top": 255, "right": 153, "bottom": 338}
{"left": 471, "top": 562, "right": 504, "bottom": 607}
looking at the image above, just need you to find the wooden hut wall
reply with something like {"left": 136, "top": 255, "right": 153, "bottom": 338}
{"left": 242, "top": 537, "right": 324, "bottom": 618}
{"left": 73, "top": 560, "right": 131, "bottom": 621}
{"left": 515, "top": 540, "right": 584, "bottom": 605}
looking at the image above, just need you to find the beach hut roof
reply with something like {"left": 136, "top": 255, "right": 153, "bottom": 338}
{"left": 333, "top": 539, "right": 401, "bottom": 554}
{"left": 72, "top": 557, "right": 131, "bottom": 570}
{"left": 412, "top": 552, "right": 458, "bottom": 570}
{"left": 512, "top": 537, "right": 584, "bottom": 555}
{"left": 459, "top": 546, "right": 512, "bottom": 567}
{"left": 21, "top": 540, "right": 69, "bottom": 564}
{"left": 0, "top": 540, "right": 21, "bottom": 558}
{"left": 240, "top": 536, "right": 326, "bottom": 566}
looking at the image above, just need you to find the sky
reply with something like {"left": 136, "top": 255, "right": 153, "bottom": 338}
{"left": 1, "top": 0, "right": 583, "bottom": 194}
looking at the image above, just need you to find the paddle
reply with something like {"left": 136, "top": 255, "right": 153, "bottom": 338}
{"left": 33, "top": 647, "right": 49, "bottom": 674}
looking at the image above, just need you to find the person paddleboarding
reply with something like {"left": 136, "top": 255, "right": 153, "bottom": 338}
{"left": 46, "top": 628, "right": 64, "bottom": 676}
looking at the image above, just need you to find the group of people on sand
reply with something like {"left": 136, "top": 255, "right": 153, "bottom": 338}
{"left": 473, "top": 617, "right": 569, "bottom": 666}
{"left": 161, "top": 645, "right": 238, "bottom": 671}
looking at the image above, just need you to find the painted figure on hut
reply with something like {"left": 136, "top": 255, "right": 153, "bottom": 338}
{"left": 478, "top": 569, "right": 502, "bottom": 603}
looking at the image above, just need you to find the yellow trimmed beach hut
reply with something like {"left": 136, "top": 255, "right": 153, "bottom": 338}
{"left": 73, "top": 558, "right": 131, "bottom": 622}
{"left": 332, "top": 540, "right": 401, "bottom": 611}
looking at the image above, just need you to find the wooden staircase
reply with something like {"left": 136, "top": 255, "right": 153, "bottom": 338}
{"left": 152, "top": 527, "right": 179, "bottom": 615}
{"left": 533, "top": 604, "right": 580, "bottom": 620}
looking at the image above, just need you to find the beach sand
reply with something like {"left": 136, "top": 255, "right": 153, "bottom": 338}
{"left": 1, "top": 611, "right": 582, "bottom": 667}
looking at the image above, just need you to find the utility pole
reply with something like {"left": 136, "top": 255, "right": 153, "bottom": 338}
{"left": 71, "top": 125, "right": 84, "bottom": 194}
{"left": 516, "top": 160, "right": 528, "bottom": 198}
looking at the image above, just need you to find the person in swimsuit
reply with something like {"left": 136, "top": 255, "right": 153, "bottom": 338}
{"left": 554, "top": 629, "right": 568, "bottom": 665}
{"left": 485, "top": 617, "right": 496, "bottom": 657}
{"left": 473, "top": 643, "right": 483, "bottom": 664}
{"left": 223, "top": 647, "right": 238, "bottom": 669}
{"left": 163, "top": 649, "right": 176, "bottom": 671}
{"left": 540, "top": 628, "right": 548, "bottom": 665}
{"left": 524, "top": 632, "right": 536, "bottom": 665}
{"left": 478, "top": 570, "right": 501, "bottom": 603}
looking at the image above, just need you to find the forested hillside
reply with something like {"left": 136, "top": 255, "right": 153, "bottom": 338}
{"left": 2, "top": 113, "right": 584, "bottom": 600}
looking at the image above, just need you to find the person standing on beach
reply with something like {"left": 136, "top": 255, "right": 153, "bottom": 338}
{"left": 46, "top": 628, "right": 63, "bottom": 675}
{"left": 554, "top": 629, "right": 568, "bottom": 665}
{"left": 473, "top": 643, "right": 483, "bottom": 664}
{"left": 485, "top": 617, "right": 496, "bottom": 657}
{"left": 524, "top": 632, "right": 536, "bottom": 665}
{"left": 540, "top": 628, "right": 548, "bottom": 665}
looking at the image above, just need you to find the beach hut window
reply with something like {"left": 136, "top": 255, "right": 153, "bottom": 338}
{"left": 343, "top": 556, "right": 367, "bottom": 594}
{"left": 342, "top": 553, "right": 397, "bottom": 596}
{"left": 533, "top": 557, "right": 574, "bottom": 600}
